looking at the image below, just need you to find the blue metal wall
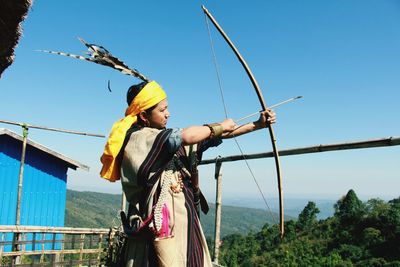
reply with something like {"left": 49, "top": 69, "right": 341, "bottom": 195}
{"left": 0, "top": 134, "right": 68, "bottom": 250}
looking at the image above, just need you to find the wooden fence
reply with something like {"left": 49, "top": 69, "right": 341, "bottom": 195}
{"left": 0, "top": 226, "right": 112, "bottom": 267}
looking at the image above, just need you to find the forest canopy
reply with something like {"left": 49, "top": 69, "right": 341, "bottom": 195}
{"left": 218, "top": 189, "right": 400, "bottom": 267}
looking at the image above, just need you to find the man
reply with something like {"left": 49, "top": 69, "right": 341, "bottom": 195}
{"left": 100, "top": 80, "right": 276, "bottom": 266}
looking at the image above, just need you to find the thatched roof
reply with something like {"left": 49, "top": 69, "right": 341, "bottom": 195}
{"left": 0, "top": 0, "right": 32, "bottom": 78}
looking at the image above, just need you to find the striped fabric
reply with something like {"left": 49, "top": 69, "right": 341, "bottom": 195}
{"left": 121, "top": 126, "right": 213, "bottom": 267}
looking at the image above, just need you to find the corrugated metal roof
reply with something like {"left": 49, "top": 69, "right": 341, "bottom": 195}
{"left": 0, "top": 128, "right": 89, "bottom": 171}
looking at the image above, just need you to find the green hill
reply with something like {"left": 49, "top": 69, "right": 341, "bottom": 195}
{"left": 65, "top": 190, "right": 122, "bottom": 228}
{"left": 217, "top": 190, "right": 400, "bottom": 266}
{"left": 65, "top": 190, "right": 293, "bottom": 238}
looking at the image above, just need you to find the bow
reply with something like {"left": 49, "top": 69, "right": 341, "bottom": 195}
{"left": 202, "top": 5, "right": 284, "bottom": 237}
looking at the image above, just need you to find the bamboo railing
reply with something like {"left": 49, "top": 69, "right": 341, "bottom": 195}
{"left": 0, "top": 225, "right": 112, "bottom": 267}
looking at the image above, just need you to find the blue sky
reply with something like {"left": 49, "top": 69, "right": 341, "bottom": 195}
{"left": 1, "top": 1, "right": 399, "bottom": 204}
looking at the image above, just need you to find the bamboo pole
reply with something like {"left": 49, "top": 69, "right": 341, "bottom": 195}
{"left": 60, "top": 233, "right": 65, "bottom": 267}
{"left": 40, "top": 232, "right": 46, "bottom": 263}
{"left": 70, "top": 234, "right": 75, "bottom": 266}
{"left": 15, "top": 126, "right": 28, "bottom": 226}
{"left": 0, "top": 232, "right": 4, "bottom": 262}
{"left": 78, "top": 234, "right": 85, "bottom": 267}
{"left": 0, "top": 225, "right": 109, "bottom": 234}
{"left": 88, "top": 234, "right": 93, "bottom": 266}
{"left": 0, "top": 119, "right": 105, "bottom": 138}
{"left": 3, "top": 248, "right": 104, "bottom": 257}
{"left": 32, "top": 232, "right": 37, "bottom": 265}
{"left": 13, "top": 125, "right": 28, "bottom": 265}
{"left": 213, "top": 160, "right": 223, "bottom": 264}
{"left": 51, "top": 233, "right": 57, "bottom": 267}
{"left": 200, "top": 136, "right": 400, "bottom": 165}
{"left": 97, "top": 233, "right": 103, "bottom": 265}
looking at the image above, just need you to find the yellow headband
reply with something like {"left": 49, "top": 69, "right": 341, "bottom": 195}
{"left": 100, "top": 81, "right": 167, "bottom": 181}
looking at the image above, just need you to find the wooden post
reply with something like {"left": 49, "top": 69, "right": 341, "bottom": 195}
{"left": 40, "top": 232, "right": 46, "bottom": 263}
{"left": 15, "top": 126, "right": 28, "bottom": 226}
{"left": 60, "top": 233, "right": 65, "bottom": 267}
{"left": 88, "top": 234, "right": 93, "bottom": 266}
{"left": 97, "top": 234, "right": 103, "bottom": 266}
{"left": 21, "top": 233, "right": 26, "bottom": 253}
{"left": 213, "top": 160, "right": 223, "bottom": 264}
{"left": 13, "top": 125, "right": 29, "bottom": 266}
{"left": 70, "top": 235, "right": 75, "bottom": 266}
{"left": 32, "top": 233, "right": 36, "bottom": 266}
{"left": 51, "top": 233, "right": 57, "bottom": 267}
{"left": 0, "top": 232, "right": 5, "bottom": 263}
{"left": 78, "top": 234, "right": 85, "bottom": 267}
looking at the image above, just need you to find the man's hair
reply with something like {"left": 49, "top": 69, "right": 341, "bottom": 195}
{"left": 126, "top": 82, "right": 158, "bottom": 125}
{"left": 126, "top": 81, "right": 148, "bottom": 106}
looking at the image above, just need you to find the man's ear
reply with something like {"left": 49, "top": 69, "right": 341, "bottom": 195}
{"left": 138, "top": 111, "right": 148, "bottom": 122}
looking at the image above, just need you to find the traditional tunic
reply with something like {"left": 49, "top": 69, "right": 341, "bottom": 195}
{"left": 120, "top": 125, "right": 220, "bottom": 267}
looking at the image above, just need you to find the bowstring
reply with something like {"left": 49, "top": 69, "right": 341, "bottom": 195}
{"left": 204, "top": 14, "right": 278, "bottom": 225}
{"left": 204, "top": 14, "right": 229, "bottom": 118}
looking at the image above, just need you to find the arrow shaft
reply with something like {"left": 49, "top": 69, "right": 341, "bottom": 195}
{"left": 235, "top": 96, "right": 302, "bottom": 123}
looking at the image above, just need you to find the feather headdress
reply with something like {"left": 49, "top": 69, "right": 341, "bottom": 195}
{"left": 38, "top": 37, "right": 149, "bottom": 82}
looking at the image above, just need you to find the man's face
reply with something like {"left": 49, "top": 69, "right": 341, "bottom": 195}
{"left": 148, "top": 99, "right": 170, "bottom": 129}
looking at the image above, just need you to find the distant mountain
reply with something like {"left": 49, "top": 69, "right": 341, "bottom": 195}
{"left": 223, "top": 196, "right": 336, "bottom": 219}
{"left": 65, "top": 190, "right": 294, "bottom": 238}
{"left": 65, "top": 190, "right": 122, "bottom": 229}
{"left": 198, "top": 203, "right": 294, "bottom": 238}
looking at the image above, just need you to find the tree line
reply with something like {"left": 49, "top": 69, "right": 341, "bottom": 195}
{"left": 217, "top": 189, "right": 400, "bottom": 266}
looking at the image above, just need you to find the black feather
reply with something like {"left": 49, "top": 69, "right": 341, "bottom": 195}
{"left": 38, "top": 38, "right": 149, "bottom": 82}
